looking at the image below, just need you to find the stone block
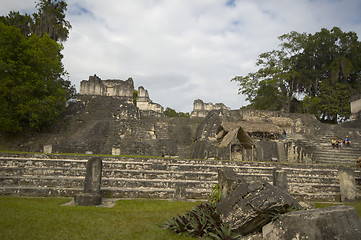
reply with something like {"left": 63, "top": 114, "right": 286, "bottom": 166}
{"left": 74, "top": 193, "right": 102, "bottom": 206}
{"left": 217, "top": 168, "right": 301, "bottom": 236}
{"left": 84, "top": 157, "right": 102, "bottom": 194}
{"left": 338, "top": 168, "right": 357, "bottom": 203}
{"left": 218, "top": 167, "right": 247, "bottom": 201}
{"left": 263, "top": 205, "right": 361, "bottom": 240}
{"left": 43, "top": 145, "right": 52, "bottom": 154}
{"left": 273, "top": 168, "right": 288, "bottom": 191}
{"left": 112, "top": 148, "right": 121, "bottom": 155}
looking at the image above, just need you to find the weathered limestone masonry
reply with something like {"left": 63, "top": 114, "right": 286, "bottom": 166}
{"left": 74, "top": 157, "right": 103, "bottom": 205}
{"left": 136, "top": 86, "right": 163, "bottom": 116}
{"left": 80, "top": 74, "right": 163, "bottom": 114}
{"left": 80, "top": 74, "right": 134, "bottom": 101}
{"left": 351, "top": 94, "right": 361, "bottom": 121}
{"left": 190, "top": 99, "right": 231, "bottom": 118}
{"left": 1, "top": 153, "right": 361, "bottom": 202}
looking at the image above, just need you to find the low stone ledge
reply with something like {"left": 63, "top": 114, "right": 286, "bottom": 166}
{"left": 263, "top": 205, "right": 361, "bottom": 240}
{"left": 74, "top": 193, "right": 102, "bottom": 206}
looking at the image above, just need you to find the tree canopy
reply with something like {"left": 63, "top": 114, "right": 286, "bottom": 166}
{"left": 0, "top": 0, "right": 71, "bottom": 42}
{"left": 163, "top": 107, "right": 190, "bottom": 118}
{"left": 232, "top": 27, "right": 361, "bottom": 123}
{"left": 0, "top": 0, "right": 72, "bottom": 132}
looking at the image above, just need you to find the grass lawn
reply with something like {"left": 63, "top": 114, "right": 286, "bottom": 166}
{"left": 1, "top": 197, "right": 361, "bottom": 240}
{"left": 0, "top": 197, "right": 202, "bottom": 240}
{"left": 314, "top": 201, "right": 361, "bottom": 216}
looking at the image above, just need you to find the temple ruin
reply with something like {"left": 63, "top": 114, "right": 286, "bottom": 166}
{"left": 80, "top": 74, "right": 163, "bottom": 114}
{"left": 190, "top": 99, "right": 231, "bottom": 118}
{"left": 1, "top": 74, "right": 361, "bottom": 204}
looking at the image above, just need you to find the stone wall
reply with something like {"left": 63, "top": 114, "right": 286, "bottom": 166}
{"left": 1, "top": 153, "right": 360, "bottom": 202}
{"left": 136, "top": 86, "right": 163, "bottom": 115}
{"left": 80, "top": 75, "right": 134, "bottom": 102}
{"left": 190, "top": 99, "right": 231, "bottom": 118}
{"left": 350, "top": 94, "right": 361, "bottom": 121}
{"left": 79, "top": 75, "right": 164, "bottom": 115}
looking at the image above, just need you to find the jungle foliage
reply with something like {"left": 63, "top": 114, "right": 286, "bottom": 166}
{"left": 0, "top": 0, "right": 73, "bottom": 133}
{"left": 164, "top": 107, "right": 190, "bottom": 118}
{"left": 232, "top": 27, "right": 361, "bottom": 123}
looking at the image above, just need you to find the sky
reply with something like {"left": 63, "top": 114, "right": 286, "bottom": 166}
{"left": 1, "top": 0, "right": 361, "bottom": 113}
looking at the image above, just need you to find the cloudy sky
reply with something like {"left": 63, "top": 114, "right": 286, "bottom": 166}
{"left": 1, "top": 0, "right": 361, "bottom": 112}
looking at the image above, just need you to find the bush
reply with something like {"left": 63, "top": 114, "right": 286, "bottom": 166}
{"left": 164, "top": 201, "right": 240, "bottom": 239}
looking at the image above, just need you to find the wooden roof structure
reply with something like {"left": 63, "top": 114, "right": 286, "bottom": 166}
{"left": 217, "top": 121, "right": 282, "bottom": 149}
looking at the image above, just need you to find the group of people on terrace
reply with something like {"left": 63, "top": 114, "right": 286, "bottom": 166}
{"left": 331, "top": 136, "right": 351, "bottom": 149}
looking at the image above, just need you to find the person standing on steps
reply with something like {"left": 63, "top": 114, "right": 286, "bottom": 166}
{"left": 282, "top": 129, "right": 286, "bottom": 140}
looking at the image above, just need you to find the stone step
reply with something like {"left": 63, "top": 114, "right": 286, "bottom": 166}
{"left": 0, "top": 185, "right": 211, "bottom": 199}
{"left": 1, "top": 154, "right": 359, "bottom": 201}
{"left": 288, "top": 182, "right": 340, "bottom": 193}
{"left": 291, "top": 192, "right": 340, "bottom": 202}
{"left": 1, "top": 163, "right": 342, "bottom": 183}
{"left": 0, "top": 176, "right": 218, "bottom": 190}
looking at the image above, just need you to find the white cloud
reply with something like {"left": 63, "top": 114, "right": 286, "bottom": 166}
{"left": 1, "top": 0, "right": 360, "bottom": 112}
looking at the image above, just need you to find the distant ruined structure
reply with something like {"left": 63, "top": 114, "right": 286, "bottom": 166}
{"left": 80, "top": 74, "right": 134, "bottom": 101}
{"left": 80, "top": 74, "right": 163, "bottom": 114}
{"left": 191, "top": 99, "right": 231, "bottom": 118}
{"left": 350, "top": 94, "right": 361, "bottom": 121}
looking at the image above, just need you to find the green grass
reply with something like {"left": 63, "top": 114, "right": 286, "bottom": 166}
{"left": 1, "top": 197, "right": 361, "bottom": 240}
{"left": 314, "top": 202, "right": 361, "bottom": 216}
{"left": 0, "top": 197, "right": 201, "bottom": 240}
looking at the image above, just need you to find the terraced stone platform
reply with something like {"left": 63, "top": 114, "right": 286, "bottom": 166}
{"left": 0, "top": 153, "right": 360, "bottom": 202}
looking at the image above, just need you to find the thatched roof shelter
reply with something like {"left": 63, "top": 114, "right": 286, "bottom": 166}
{"left": 217, "top": 121, "right": 282, "bottom": 149}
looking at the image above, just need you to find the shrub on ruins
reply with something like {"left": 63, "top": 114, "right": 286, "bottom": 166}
{"left": 0, "top": 23, "right": 67, "bottom": 132}
{"left": 232, "top": 27, "right": 361, "bottom": 123}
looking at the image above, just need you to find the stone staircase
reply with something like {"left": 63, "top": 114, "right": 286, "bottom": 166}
{"left": 314, "top": 132, "right": 361, "bottom": 165}
{"left": 287, "top": 131, "right": 361, "bottom": 165}
{"left": 1, "top": 153, "right": 360, "bottom": 202}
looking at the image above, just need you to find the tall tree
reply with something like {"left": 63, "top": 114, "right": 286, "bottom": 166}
{"left": 233, "top": 27, "right": 361, "bottom": 122}
{"left": 0, "top": 23, "right": 67, "bottom": 132}
{"left": 0, "top": 11, "right": 33, "bottom": 36}
{"left": 33, "top": 0, "right": 72, "bottom": 42}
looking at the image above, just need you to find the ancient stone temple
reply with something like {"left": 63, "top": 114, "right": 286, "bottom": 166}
{"left": 79, "top": 74, "right": 163, "bottom": 114}
{"left": 190, "top": 99, "right": 231, "bottom": 118}
{"left": 136, "top": 86, "right": 163, "bottom": 115}
{"left": 80, "top": 74, "right": 134, "bottom": 102}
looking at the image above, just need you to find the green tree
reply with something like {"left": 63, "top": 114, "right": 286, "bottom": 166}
{"left": 33, "top": 0, "right": 72, "bottom": 42}
{"left": 232, "top": 32, "right": 306, "bottom": 112}
{"left": 233, "top": 27, "right": 361, "bottom": 121}
{"left": 133, "top": 90, "right": 138, "bottom": 105}
{"left": 0, "top": 0, "right": 75, "bottom": 99}
{"left": 164, "top": 107, "right": 178, "bottom": 117}
{"left": 0, "top": 23, "right": 67, "bottom": 132}
{"left": 0, "top": 11, "right": 33, "bottom": 36}
{"left": 163, "top": 107, "right": 190, "bottom": 118}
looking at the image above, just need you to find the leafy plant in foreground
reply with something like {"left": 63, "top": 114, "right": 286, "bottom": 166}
{"left": 210, "top": 184, "right": 222, "bottom": 204}
{"left": 164, "top": 200, "right": 241, "bottom": 239}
